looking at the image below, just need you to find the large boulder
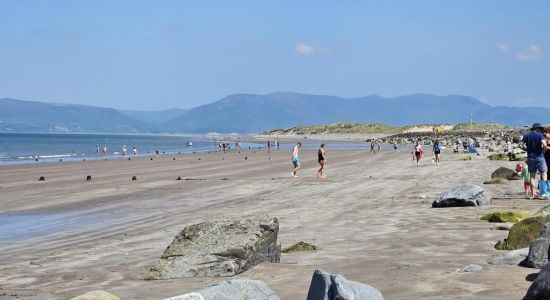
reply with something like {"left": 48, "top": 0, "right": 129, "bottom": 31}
{"left": 164, "top": 278, "right": 280, "bottom": 300}
{"left": 523, "top": 263, "right": 550, "bottom": 300}
{"left": 432, "top": 185, "right": 491, "bottom": 207}
{"left": 306, "top": 269, "right": 384, "bottom": 300}
{"left": 523, "top": 223, "right": 550, "bottom": 268}
{"left": 496, "top": 216, "right": 550, "bottom": 250}
{"left": 70, "top": 290, "right": 121, "bottom": 300}
{"left": 491, "top": 167, "right": 521, "bottom": 180}
{"left": 147, "top": 216, "right": 281, "bottom": 280}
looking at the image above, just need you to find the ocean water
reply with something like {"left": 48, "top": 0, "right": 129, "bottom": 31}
{"left": 0, "top": 132, "right": 399, "bottom": 166}
{"left": 0, "top": 132, "right": 263, "bottom": 166}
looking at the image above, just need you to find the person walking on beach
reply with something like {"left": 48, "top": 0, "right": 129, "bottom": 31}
{"left": 155, "top": 148, "right": 159, "bottom": 158}
{"left": 432, "top": 139, "right": 442, "bottom": 166}
{"left": 377, "top": 140, "right": 382, "bottom": 152}
{"left": 370, "top": 141, "right": 376, "bottom": 154}
{"left": 317, "top": 144, "right": 327, "bottom": 179}
{"left": 520, "top": 123, "right": 549, "bottom": 199}
{"left": 122, "top": 144, "right": 127, "bottom": 156}
{"left": 132, "top": 147, "right": 137, "bottom": 156}
{"left": 393, "top": 141, "right": 399, "bottom": 153}
{"left": 413, "top": 140, "right": 423, "bottom": 167}
{"left": 291, "top": 142, "right": 302, "bottom": 178}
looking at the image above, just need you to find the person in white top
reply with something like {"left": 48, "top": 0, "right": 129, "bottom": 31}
{"left": 413, "top": 141, "right": 423, "bottom": 167}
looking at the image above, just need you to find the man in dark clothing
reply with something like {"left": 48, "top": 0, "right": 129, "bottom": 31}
{"left": 520, "top": 123, "right": 550, "bottom": 198}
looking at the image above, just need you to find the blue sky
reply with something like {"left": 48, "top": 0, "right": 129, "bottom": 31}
{"left": 0, "top": 0, "right": 549, "bottom": 110}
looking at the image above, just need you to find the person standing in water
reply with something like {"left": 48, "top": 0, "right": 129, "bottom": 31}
{"left": 432, "top": 139, "right": 441, "bottom": 166}
{"left": 96, "top": 145, "right": 100, "bottom": 158}
{"left": 132, "top": 147, "right": 137, "bottom": 156}
{"left": 413, "top": 140, "right": 423, "bottom": 167}
{"left": 317, "top": 144, "right": 327, "bottom": 179}
{"left": 122, "top": 144, "right": 127, "bottom": 156}
{"left": 291, "top": 142, "right": 302, "bottom": 178}
{"left": 155, "top": 148, "right": 159, "bottom": 158}
{"left": 102, "top": 145, "right": 107, "bottom": 159}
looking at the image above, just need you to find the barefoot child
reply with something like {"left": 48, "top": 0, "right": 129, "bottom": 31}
{"left": 516, "top": 162, "right": 531, "bottom": 197}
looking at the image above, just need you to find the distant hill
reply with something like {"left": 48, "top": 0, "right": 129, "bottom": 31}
{"left": 119, "top": 108, "right": 187, "bottom": 125}
{"left": 2, "top": 93, "right": 549, "bottom": 134}
{"left": 163, "top": 92, "right": 550, "bottom": 133}
{"left": 0, "top": 98, "right": 154, "bottom": 133}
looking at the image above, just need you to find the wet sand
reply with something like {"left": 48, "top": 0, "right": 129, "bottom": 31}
{"left": 0, "top": 148, "right": 545, "bottom": 299}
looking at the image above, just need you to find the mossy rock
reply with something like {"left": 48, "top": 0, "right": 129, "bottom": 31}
{"left": 281, "top": 241, "right": 317, "bottom": 253}
{"left": 532, "top": 205, "right": 550, "bottom": 217}
{"left": 458, "top": 155, "right": 472, "bottom": 161}
{"left": 481, "top": 211, "right": 529, "bottom": 223}
{"left": 483, "top": 178, "right": 506, "bottom": 185}
{"left": 495, "top": 215, "right": 550, "bottom": 250}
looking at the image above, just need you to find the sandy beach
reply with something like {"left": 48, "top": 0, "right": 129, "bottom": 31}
{"left": 0, "top": 147, "right": 545, "bottom": 299}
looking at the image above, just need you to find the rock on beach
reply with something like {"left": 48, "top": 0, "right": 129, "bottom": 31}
{"left": 147, "top": 216, "right": 280, "bottom": 280}
{"left": 432, "top": 185, "right": 491, "bottom": 207}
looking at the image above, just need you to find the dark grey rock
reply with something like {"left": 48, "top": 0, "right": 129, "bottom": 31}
{"left": 524, "top": 263, "right": 550, "bottom": 300}
{"left": 147, "top": 216, "right": 280, "bottom": 280}
{"left": 163, "top": 278, "right": 280, "bottom": 300}
{"left": 523, "top": 223, "right": 550, "bottom": 268}
{"left": 491, "top": 167, "right": 520, "bottom": 180}
{"left": 432, "top": 184, "right": 491, "bottom": 207}
{"left": 306, "top": 269, "right": 384, "bottom": 300}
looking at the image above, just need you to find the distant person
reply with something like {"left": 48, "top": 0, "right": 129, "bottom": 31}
{"left": 96, "top": 145, "right": 100, "bottom": 158}
{"left": 155, "top": 148, "right": 159, "bottom": 158}
{"left": 413, "top": 141, "right": 423, "bottom": 167}
{"left": 453, "top": 143, "right": 459, "bottom": 154}
{"left": 132, "top": 147, "right": 137, "bottom": 156}
{"left": 122, "top": 144, "right": 127, "bottom": 156}
{"left": 432, "top": 139, "right": 441, "bottom": 166}
{"left": 370, "top": 141, "right": 376, "bottom": 154}
{"left": 291, "top": 142, "right": 302, "bottom": 178}
{"left": 520, "top": 123, "right": 549, "bottom": 199}
{"left": 377, "top": 141, "right": 381, "bottom": 152}
{"left": 317, "top": 144, "right": 327, "bottom": 179}
{"left": 276, "top": 140, "right": 280, "bottom": 150}
{"left": 393, "top": 141, "right": 399, "bottom": 152}
{"left": 102, "top": 145, "right": 107, "bottom": 158}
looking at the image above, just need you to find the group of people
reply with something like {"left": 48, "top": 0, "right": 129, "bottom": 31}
{"left": 518, "top": 123, "right": 550, "bottom": 199}
{"left": 95, "top": 144, "right": 138, "bottom": 159}
{"left": 411, "top": 139, "right": 442, "bottom": 167}
{"left": 290, "top": 142, "right": 327, "bottom": 179}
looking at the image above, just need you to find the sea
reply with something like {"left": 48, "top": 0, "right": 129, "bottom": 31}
{"left": 0, "top": 132, "right": 396, "bottom": 166}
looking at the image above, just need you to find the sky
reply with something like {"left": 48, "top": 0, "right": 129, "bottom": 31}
{"left": 0, "top": 0, "right": 549, "bottom": 110}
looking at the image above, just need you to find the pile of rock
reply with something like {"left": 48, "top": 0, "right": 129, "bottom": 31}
{"left": 432, "top": 185, "right": 491, "bottom": 207}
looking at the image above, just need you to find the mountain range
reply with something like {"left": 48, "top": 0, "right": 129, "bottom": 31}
{"left": 1, "top": 93, "right": 549, "bottom": 133}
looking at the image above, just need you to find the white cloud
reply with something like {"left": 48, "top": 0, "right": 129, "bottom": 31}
{"left": 517, "top": 45, "right": 543, "bottom": 61}
{"left": 496, "top": 43, "right": 509, "bottom": 52}
{"left": 295, "top": 43, "right": 316, "bottom": 55}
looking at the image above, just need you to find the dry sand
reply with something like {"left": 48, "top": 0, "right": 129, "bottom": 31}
{"left": 0, "top": 147, "right": 546, "bottom": 299}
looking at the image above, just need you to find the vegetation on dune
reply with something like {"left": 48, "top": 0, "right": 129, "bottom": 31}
{"left": 263, "top": 122, "right": 404, "bottom": 135}
{"left": 452, "top": 123, "right": 508, "bottom": 131}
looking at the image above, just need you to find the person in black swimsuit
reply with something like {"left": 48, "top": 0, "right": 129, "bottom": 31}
{"left": 317, "top": 144, "right": 327, "bottom": 179}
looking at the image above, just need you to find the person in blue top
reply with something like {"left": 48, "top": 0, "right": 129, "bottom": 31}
{"left": 432, "top": 139, "right": 442, "bottom": 166}
{"left": 520, "top": 123, "right": 550, "bottom": 198}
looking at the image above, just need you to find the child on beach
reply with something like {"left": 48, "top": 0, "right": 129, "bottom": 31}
{"left": 516, "top": 163, "right": 531, "bottom": 197}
